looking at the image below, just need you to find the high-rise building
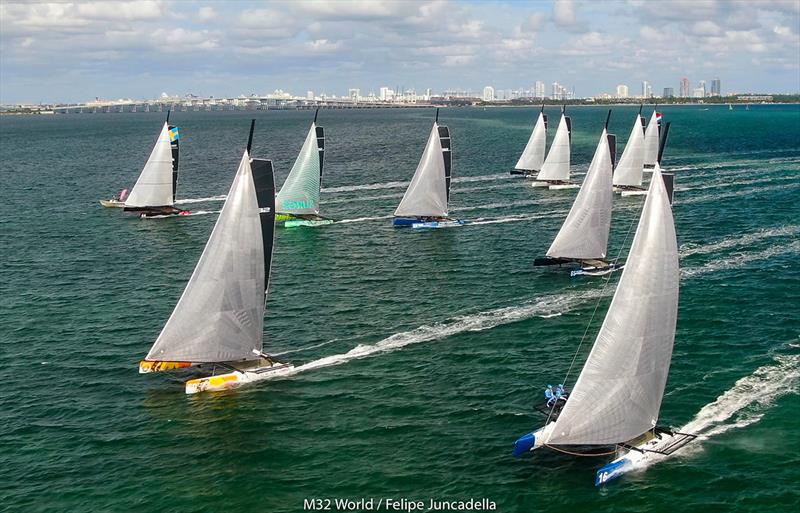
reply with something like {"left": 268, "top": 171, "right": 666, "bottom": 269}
{"left": 711, "top": 78, "right": 721, "bottom": 96}
{"left": 482, "top": 86, "right": 495, "bottom": 102}
{"left": 348, "top": 88, "right": 360, "bottom": 101}
{"left": 379, "top": 87, "right": 394, "bottom": 101}
{"left": 680, "top": 77, "right": 690, "bottom": 98}
{"left": 698, "top": 80, "right": 706, "bottom": 97}
{"left": 535, "top": 81, "right": 546, "bottom": 98}
{"left": 642, "top": 80, "right": 652, "bottom": 98}
{"left": 616, "top": 84, "right": 629, "bottom": 98}
{"left": 663, "top": 87, "right": 675, "bottom": 98}
{"left": 307, "top": 91, "right": 314, "bottom": 100}
{"left": 693, "top": 87, "right": 705, "bottom": 98}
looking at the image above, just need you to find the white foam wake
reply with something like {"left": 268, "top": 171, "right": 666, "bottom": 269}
{"left": 283, "top": 291, "right": 599, "bottom": 377}
{"left": 681, "top": 240, "right": 800, "bottom": 278}
{"left": 321, "top": 173, "right": 508, "bottom": 194}
{"left": 680, "top": 225, "right": 800, "bottom": 257}
{"left": 175, "top": 195, "right": 227, "bottom": 205}
{"left": 680, "top": 182, "right": 800, "bottom": 205}
{"left": 336, "top": 214, "right": 394, "bottom": 224}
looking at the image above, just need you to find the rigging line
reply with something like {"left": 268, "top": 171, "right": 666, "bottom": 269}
{"left": 544, "top": 444, "right": 618, "bottom": 457}
{"left": 543, "top": 201, "right": 642, "bottom": 428}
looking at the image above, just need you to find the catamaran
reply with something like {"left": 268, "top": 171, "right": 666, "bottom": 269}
{"left": 123, "top": 111, "right": 188, "bottom": 217}
{"left": 512, "top": 163, "right": 694, "bottom": 485}
{"left": 612, "top": 106, "right": 647, "bottom": 196}
{"left": 275, "top": 109, "right": 332, "bottom": 227}
{"left": 139, "top": 120, "right": 294, "bottom": 394}
{"left": 642, "top": 109, "right": 662, "bottom": 171}
{"left": 393, "top": 109, "right": 464, "bottom": 229}
{"left": 533, "top": 111, "right": 619, "bottom": 277}
{"left": 531, "top": 106, "right": 577, "bottom": 190}
{"left": 511, "top": 105, "right": 547, "bottom": 176}
{"left": 100, "top": 188, "right": 128, "bottom": 208}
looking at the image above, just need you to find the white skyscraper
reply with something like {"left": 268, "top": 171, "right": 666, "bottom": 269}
{"left": 483, "top": 86, "right": 495, "bottom": 102}
{"left": 307, "top": 91, "right": 314, "bottom": 100}
{"left": 535, "top": 81, "right": 546, "bottom": 99}
{"left": 379, "top": 87, "right": 395, "bottom": 101}
{"left": 616, "top": 84, "right": 629, "bottom": 98}
{"left": 642, "top": 81, "right": 652, "bottom": 98}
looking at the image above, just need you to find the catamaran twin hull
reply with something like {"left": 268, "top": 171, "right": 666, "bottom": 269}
{"left": 123, "top": 206, "right": 190, "bottom": 218}
{"left": 100, "top": 199, "right": 125, "bottom": 208}
{"left": 510, "top": 168, "right": 537, "bottom": 177}
{"left": 533, "top": 257, "right": 623, "bottom": 277}
{"left": 531, "top": 181, "right": 580, "bottom": 190}
{"left": 393, "top": 217, "right": 466, "bottom": 229}
{"left": 140, "top": 359, "right": 296, "bottom": 394}
{"left": 275, "top": 213, "right": 334, "bottom": 228}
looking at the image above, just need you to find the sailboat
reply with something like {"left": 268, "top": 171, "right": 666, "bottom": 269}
{"left": 512, "top": 163, "right": 695, "bottom": 485}
{"left": 393, "top": 109, "right": 464, "bottom": 229}
{"left": 275, "top": 109, "right": 333, "bottom": 227}
{"left": 533, "top": 110, "right": 620, "bottom": 277}
{"left": 100, "top": 188, "right": 128, "bottom": 208}
{"left": 612, "top": 106, "right": 647, "bottom": 196}
{"left": 531, "top": 106, "right": 577, "bottom": 190}
{"left": 510, "top": 105, "right": 547, "bottom": 176}
{"left": 642, "top": 108, "right": 662, "bottom": 171}
{"left": 138, "top": 120, "right": 294, "bottom": 394}
{"left": 122, "top": 111, "right": 188, "bottom": 217}
{"left": 617, "top": 115, "right": 672, "bottom": 198}
{"left": 728, "top": 103, "right": 733, "bottom": 111}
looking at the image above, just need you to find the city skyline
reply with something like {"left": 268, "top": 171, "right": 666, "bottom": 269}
{"left": 1, "top": 0, "right": 799, "bottom": 104}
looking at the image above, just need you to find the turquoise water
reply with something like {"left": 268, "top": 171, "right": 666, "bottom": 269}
{"left": 2, "top": 105, "right": 799, "bottom": 512}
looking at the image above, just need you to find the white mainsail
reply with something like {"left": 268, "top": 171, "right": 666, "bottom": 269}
{"left": 125, "top": 123, "right": 175, "bottom": 207}
{"left": 395, "top": 123, "right": 449, "bottom": 217}
{"left": 536, "top": 114, "right": 570, "bottom": 182}
{"left": 276, "top": 122, "right": 323, "bottom": 215}
{"left": 515, "top": 112, "right": 547, "bottom": 171}
{"left": 547, "top": 165, "right": 679, "bottom": 445}
{"left": 612, "top": 115, "right": 646, "bottom": 187}
{"left": 643, "top": 111, "right": 660, "bottom": 167}
{"left": 145, "top": 151, "right": 266, "bottom": 363}
{"left": 546, "top": 129, "right": 613, "bottom": 260}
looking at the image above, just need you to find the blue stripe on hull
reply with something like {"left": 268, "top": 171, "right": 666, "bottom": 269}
{"left": 595, "top": 459, "right": 630, "bottom": 486}
{"left": 393, "top": 217, "right": 419, "bottom": 227}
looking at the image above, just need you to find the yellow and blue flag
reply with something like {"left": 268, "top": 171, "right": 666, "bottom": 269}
{"left": 169, "top": 126, "right": 180, "bottom": 142}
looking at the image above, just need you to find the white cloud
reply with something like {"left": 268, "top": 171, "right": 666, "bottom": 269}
{"left": 553, "top": 0, "right": 577, "bottom": 26}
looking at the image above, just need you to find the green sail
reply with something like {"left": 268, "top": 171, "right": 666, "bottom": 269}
{"left": 276, "top": 122, "right": 324, "bottom": 215}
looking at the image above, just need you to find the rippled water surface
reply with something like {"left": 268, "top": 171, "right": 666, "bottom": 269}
{"left": 2, "top": 105, "right": 799, "bottom": 512}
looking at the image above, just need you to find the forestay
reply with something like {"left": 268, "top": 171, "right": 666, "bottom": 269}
{"left": 515, "top": 112, "right": 547, "bottom": 171}
{"left": 547, "top": 165, "right": 679, "bottom": 445}
{"left": 536, "top": 114, "right": 570, "bottom": 181}
{"left": 146, "top": 151, "right": 267, "bottom": 363}
{"left": 546, "top": 129, "right": 613, "bottom": 260}
{"left": 612, "top": 115, "right": 646, "bottom": 187}
{"left": 395, "top": 123, "right": 449, "bottom": 217}
{"left": 276, "top": 122, "right": 323, "bottom": 215}
{"left": 643, "top": 111, "right": 660, "bottom": 167}
{"left": 125, "top": 123, "right": 175, "bottom": 207}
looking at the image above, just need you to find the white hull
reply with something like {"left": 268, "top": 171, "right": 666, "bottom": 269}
{"left": 412, "top": 220, "right": 466, "bottom": 229}
{"left": 570, "top": 263, "right": 624, "bottom": 277}
{"left": 549, "top": 183, "right": 580, "bottom": 190}
{"left": 531, "top": 181, "right": 550, "bottom": 188}
{"left": 185, "top": 362, "right": 295, "bottom": 394}
{"left": 620, "top": 190, "right": 648, "bottom": 197}
{"left": 100, "top": 199, "right": 125, "bottom": 208}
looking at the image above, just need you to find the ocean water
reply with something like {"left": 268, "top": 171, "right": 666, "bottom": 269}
{"left": 1, "top": 105, "right": 799, "bottom": 512}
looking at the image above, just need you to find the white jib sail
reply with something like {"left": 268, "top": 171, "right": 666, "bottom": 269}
{"left": 536, "top": 114, "right": 570, "bottom": 182}
{"left": 515, "top": 112, "right": 547, "bottom": 171}
{"left": 276, "top": 122, "right": 321, "bottom": 215}
{"left": 145, "top": 151, "right": 266, "bottom": 363}
{"left": 612, "top": 115, "right": 646, "bottom": 187}
{"left": 546, "top": 129, "right": 613, "bottom": 260}
{"left": 395, "top": 123, "right": 448, "bottom": 217}
{"left": 547, "top": 165, "right": 679, "bottom": 445}
{"left": 125, "top": 123, "right": 175, "bottom": 207}
{"left": 643, "top": 111, "right": 660, "bottom": 167}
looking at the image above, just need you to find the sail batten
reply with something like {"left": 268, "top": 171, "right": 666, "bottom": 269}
{"left": 612, "top": 115, "right": 646, "bottom": 187}
{"left": 125, "top": 123, "right": 176, "bottom": 207}
{"left": 546, "top": 129, "right": 613, "bottom": 260}
{"left": 547, "top": 165, "right": 679, "bottom": 445}
{"left": 537, "top": 114, "right": 571, "bottom": 181}
{"left": 145, "top": 151, "right": 271, "bottom": 363}
{"left": 395, "top": 122, "right": 449, "bottom": 218}
{"left": 276, "top": 122, "right": 323, "bottom": 215}
{"left": 515, "top": 112, "right": 547, "bottom": 171}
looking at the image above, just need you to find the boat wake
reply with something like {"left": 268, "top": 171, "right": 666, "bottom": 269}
{"left": 283, "top": 291, "right": 599, "bottom": 377}
{"left": 174, "top": 195, "right": 227, "bottom": 205}
{"left": 321, "top": 173, "right": 508, "bottom": 194}
{"left": 681, "top": 182, "right": 800, "bottom": 205}
{"left": 681, "top": 240, "right": 800, "bottom": 278}
{"left": 336, "top": 214, "right": 394, "bottom": 224}
{"left": 625, "top": 353, "right": 800, "bottom": 475}
{"left": 680, "top": 225, "right": 800, "bottom": 257}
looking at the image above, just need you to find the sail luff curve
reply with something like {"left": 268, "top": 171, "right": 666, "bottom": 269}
{"left": 537, "top": 114, "right": 570, "bottom": 181}
{"left": 546, "top": 129, "right": 613, "bottom": 260}
{"left": 125, "top": 123, "right": 175, "bottom": 207}
{"left": 612, "top": 115, "right": 646, "bottom": 187}
{"left": 547, "top": 165, "right": 679, "bottom": 445}
{"left": 276, "top": 122, "right": 322, "bottom": 215}
{"left": 515, "top": 112, "right": 547, "bottom": 171}
{"left": 145, "top": 151, "right": 266, "bottom": 363}
{"left": 394, "top": 123, "right": 449, "bottom": 217}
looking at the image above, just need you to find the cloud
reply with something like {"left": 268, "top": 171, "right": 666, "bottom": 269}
{"left": 553, "top": 0, "right": 577, "bottom": 26}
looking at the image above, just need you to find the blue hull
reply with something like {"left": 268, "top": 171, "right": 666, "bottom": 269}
{"left": 512, "top": 432, "right": 536, "bottom": 457}
{"left": 392, "top": 217, "right": 418, "bottom": 227}
{"left": 595, "top": 459, "right": 631, "bottom": 486}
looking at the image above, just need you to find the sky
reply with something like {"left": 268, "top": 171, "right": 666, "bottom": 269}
{"left": 1, "top": 0, "right": 799, "bottom": 104}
